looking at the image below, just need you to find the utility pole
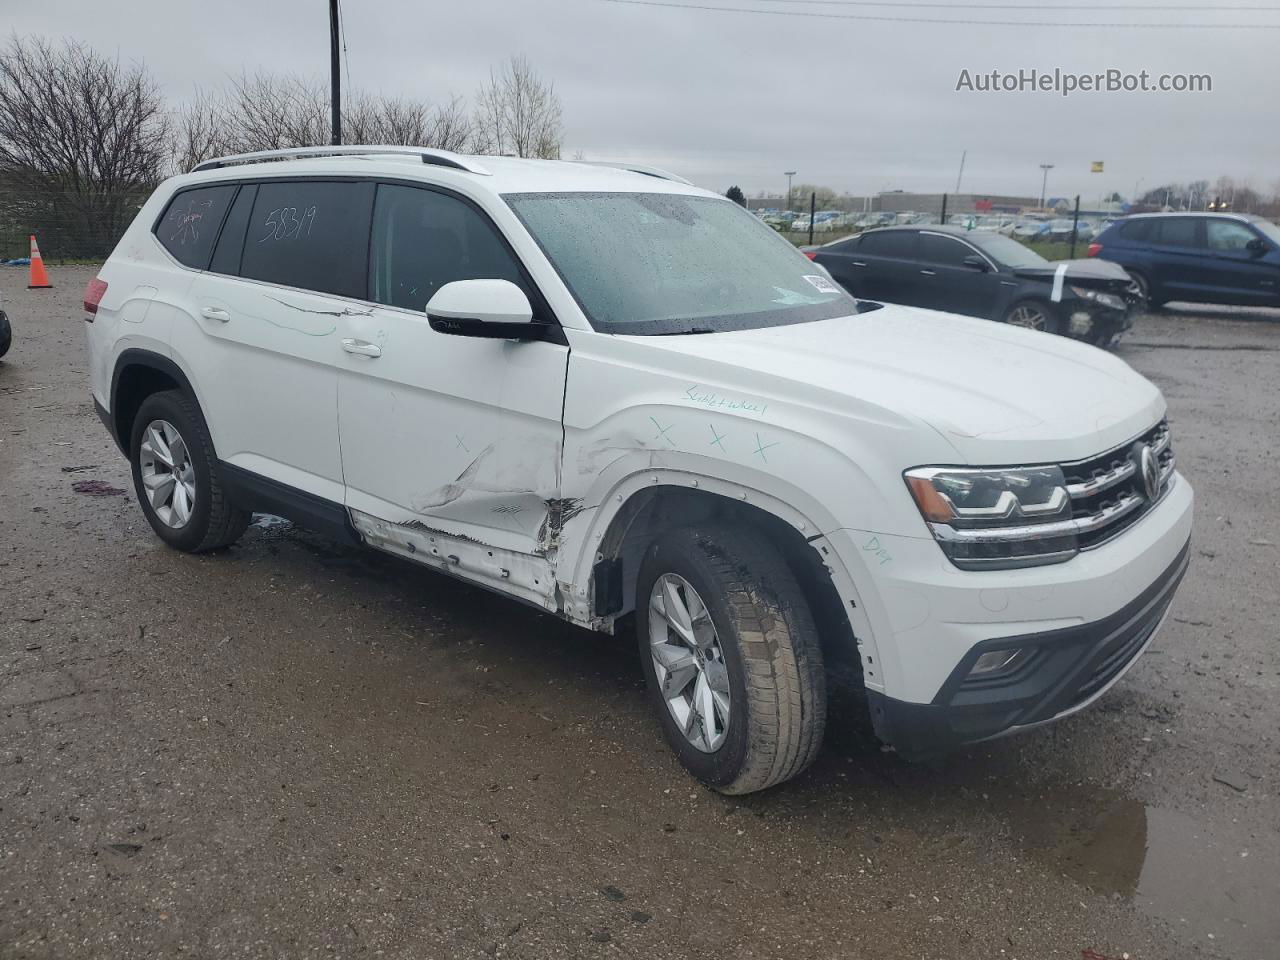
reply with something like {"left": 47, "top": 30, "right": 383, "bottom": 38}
{"left": 329, "top": 0, "right": 342, "bottom": 145}
{"left": 785, "top": 171, "right": 796, "bottom": 212}
{"left": 955, "top": 150, "right": 967, "bottom": 194}
{"left": 1038, "top": 163, "right": 1054, "bottom": 209}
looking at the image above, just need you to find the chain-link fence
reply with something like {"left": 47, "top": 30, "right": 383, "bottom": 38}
{"left": 0, "top": 184, "right": 150, "bottom": 262}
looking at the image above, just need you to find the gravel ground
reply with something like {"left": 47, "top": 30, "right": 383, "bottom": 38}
{"left": 1, "top": 267, "right": 1277, "bottom": 960}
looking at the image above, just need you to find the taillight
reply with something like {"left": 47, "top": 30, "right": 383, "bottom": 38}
{"left": 83, "top": 277, "right": 108, "bottom": 318}
{"left": 804, "top": 251, "right": 818, "bottom": 260}
{"left": 1086, "top": 243, "right": 1102, "bottom": 258}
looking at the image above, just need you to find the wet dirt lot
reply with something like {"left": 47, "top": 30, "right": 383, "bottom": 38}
{"left": 2, "top": 267, "right": 1277, "bottom": 960}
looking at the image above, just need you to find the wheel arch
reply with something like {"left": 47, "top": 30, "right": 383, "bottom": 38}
{"left": 574, "top": 478, "right": 870, "bottom": 697}
{"left": 109, "top": 349, "right": 203, "bottom": 455}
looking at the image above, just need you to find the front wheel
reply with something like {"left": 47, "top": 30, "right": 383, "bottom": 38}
{"left": 1003, "top": 299, "right": 1064, "bottom": 335}
{"left": 637, "top": 524, "right": 827, "bottom": 794}
{"left": 0, "top": 309, "right": 11, "bottom": 358}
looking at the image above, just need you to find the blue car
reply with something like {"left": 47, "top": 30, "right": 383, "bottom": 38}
{"left": 1089, "top": 212, "right": 1280, "bottom": 309}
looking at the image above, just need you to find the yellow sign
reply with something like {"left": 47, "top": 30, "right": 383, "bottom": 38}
{"left": 1091, "top": 161, "right": 1105, "bottom": 173}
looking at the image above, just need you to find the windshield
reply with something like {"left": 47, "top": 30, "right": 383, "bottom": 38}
{"left": 974, "top": 234, "right": 1049, "bottom": 268}
{"left": 506, "top": 192, "right": 857, "bottom": 335}
{"left": 1253, "top": 219, "right": 1280, "bottom": 246}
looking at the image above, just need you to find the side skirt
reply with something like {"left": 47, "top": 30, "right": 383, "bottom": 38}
{"left": 349, "top": 509, "right": 560, "bottom": 614}
{"left": 217, "top": 463, "right": 569, "bottom": 620}
{"left": 220, "top": 462, "right": 361, "bottom": 545}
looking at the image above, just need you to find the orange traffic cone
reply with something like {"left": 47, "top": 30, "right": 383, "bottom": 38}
{"left": 27, "top": 235, "right": 52, "bottom": 289}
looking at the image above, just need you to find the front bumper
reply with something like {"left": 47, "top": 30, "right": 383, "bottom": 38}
{"left": 865, "top": 538, "right": 1189, "bottom": 758}
{"left": 1065, "top": 300, "right": 1136, "bottom": 345}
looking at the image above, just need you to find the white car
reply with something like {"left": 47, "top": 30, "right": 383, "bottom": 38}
{"left": 84, "top": 146, "right": 1193, "bottom": 794}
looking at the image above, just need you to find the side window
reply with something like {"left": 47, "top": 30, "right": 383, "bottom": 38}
{"left": 369, "top": 183, "right": 525, "bottom": 312}
{"left": 1119, "top": 219, "right": 1153, "bottom": 242}
{"left": 824, "top": 237, "right": 860, "bottom": 254}
{"left": 239, "top": 180, "right": 375, "bottom": 298}
{"left": 858, "top": 229, "right": 917, "bottom": 259}
{"left": 209, "top": 184, "right": 256, "bottom": 276}
{"left": 918, "top": 234, "right": 977, "bottom": 267}
{"left": 1206, "top": 220, "right": 1259, "bottom": 253}
{"left": 154, "top": 185, "right": 236, "bottom": 269}
{"left": 1153, "top": 218, "right": 1201, "bottom": 248}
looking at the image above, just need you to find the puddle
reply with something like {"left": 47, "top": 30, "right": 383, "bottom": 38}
{"left": 250, "top": 513, "right": 294, "bottom": 532}
{"left": 1004, "top": 787, "right": 1279, "bottom": 959}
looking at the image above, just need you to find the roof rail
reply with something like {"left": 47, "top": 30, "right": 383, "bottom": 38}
{"left": 574, "top": 161, "right": 693, "bottom": 186}
{"left": 191, "top": 146, "right": 492, "bottom": 175}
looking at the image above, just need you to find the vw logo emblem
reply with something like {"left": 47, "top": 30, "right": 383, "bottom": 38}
{"left": 1136, "top": 443, "right": 1160, "bottom": 500}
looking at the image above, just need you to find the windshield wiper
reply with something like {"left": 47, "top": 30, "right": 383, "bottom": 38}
{"left": 648, "top": 326, "right": 718, "bottom": 336}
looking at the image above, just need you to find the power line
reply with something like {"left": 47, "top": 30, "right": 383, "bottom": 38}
{"left": 338, "top": 0, "right": 352, "bottom": 93}
{"left": 695, "top": 0, "right": 1280, "bottom": 8}
{"left": 600, "top": 0, "right": 1280, "bottom": 26}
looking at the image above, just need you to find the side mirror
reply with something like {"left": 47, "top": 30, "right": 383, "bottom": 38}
{"left": 426, "top": 279, "right": 547, "bottom": 340}
{"left": 1246, "top": 237, "right": 1268, "bottom": 257}
{"left": 962, "top": 255, "right": 990, "bottom": 272}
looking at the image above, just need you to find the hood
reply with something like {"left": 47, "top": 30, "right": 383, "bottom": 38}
{"left": 631, "top": 306, "right": 1164, "bottom": 465}
{"left": 1014, "top": 258, "right": 1134, "bottom": 289}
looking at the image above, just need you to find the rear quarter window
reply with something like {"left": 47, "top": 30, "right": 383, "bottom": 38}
{"left": 154, "top": 185, "right": 237, "bottom": 269}
{"left": 238, "top": 180, "right": 375, "bottom": 298}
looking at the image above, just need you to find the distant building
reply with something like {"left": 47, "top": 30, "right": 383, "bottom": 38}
{"left": 748, "top": 195, "right": 877, "bottom": 213}
{"left": 874, "top": 192, "right": 1040, "bottom": 217}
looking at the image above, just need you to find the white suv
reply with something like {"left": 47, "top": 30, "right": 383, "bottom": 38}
{"left": 84, "top": 146, "right": 1193, "bottom": 794}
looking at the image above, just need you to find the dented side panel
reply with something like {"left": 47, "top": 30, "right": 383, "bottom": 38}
{"left": 338, "top": 302, "right": 569, "bottom": 559}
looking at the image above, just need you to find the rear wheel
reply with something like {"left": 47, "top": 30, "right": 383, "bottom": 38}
{"left": 129, "top": 390, "right": 249, "bottom": 552}
{"left": 1129, "top": 271, "right": 1164, "bottom": 310}
{"left": 0, "top": 309, "right": 10, "bottom": 359}
{"left": 637, "top": 524, "right": 826, "bottom": 794}
{"left": 1003, "top": 299, "right": 1064, "bottom": 335}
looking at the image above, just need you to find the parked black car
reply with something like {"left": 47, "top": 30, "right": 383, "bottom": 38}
{"left": 808, "top": 225, "right": 1141, "bottom": 345}
{"left": 1089, "top": 212, "right": 1280, "bottom": 309}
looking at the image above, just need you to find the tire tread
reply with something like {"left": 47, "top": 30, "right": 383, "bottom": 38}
{"left": 686, "top": 525, "right": 827, "bottom": 794}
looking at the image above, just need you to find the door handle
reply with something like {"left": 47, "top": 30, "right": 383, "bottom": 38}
{"left": 341, "top": 338, "right": 382, "bottom": 358}
{"left": 851, "top": 261, "right": 867, "bottom": 267}
{"left": 920, "top": 269, "right": 937, "bottom": 276}
{"left": 200, "top": 306, "right": 230, "bottom": 323}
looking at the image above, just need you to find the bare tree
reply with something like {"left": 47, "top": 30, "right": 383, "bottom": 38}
{"left": 171, "top": 77, "right": 476, "bottom": 171}
{"left": 472, "top": 56, "right": 563, "bottom": 158}
{"left": 425, "top": 96, "right": 472, "bottom": 153}
{"left": 171, "top": 88, "right": 236, "bottom": 174}
{"left": 228, "top": 72, "right": 330, "bottom": 152}
{"left": 0, "top": 36, "right": 168, "bottom": 257}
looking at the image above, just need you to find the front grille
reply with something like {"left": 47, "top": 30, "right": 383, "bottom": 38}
{"left": 1062, "top": 419, "right": 1176, "bottom": 550}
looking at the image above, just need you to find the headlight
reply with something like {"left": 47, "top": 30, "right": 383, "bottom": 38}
{"left": 904, "top": 465, "right": 1078, "bottom": 570}
{"left": 1069, "top": 285, "right": 1126, "bottom": 311}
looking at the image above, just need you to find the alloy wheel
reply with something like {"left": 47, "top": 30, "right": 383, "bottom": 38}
{"left": 139, "top": 419, "right": 197, "bottom": 528}
{"left": 1007, "top": 304, "right": 1049, "bottom": 330}
{"left": 648, "top": 573, "right": 731, "bottom": 753}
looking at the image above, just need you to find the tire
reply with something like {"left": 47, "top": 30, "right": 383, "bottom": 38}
{"left": 1129, "top": 271, "right": 1164, "bottom": 310}
{"left": 1003, "top": 298, "right": 1064, "bottom": 335}
{"left": 128, "top": 389, "right": 249, "bottom": 552}
{"left": 636, "top": 524, "right": 826, "bottom": 794}
{"left": 0, "top": 310, "right": 11, "bottom": 359}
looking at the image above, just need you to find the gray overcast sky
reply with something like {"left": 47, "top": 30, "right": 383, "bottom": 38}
{"left": 7, "top": 0, "right": 1277, "bottom": 200}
